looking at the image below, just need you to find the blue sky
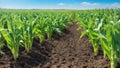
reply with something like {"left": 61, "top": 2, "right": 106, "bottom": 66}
{"left": 0, "top": 0, "right": 120, "bottom": 9}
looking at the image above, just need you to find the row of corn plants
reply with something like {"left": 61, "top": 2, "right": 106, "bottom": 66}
{"left": 0, "top": 10, "right": 73, "bottom": 60}
{"left": 77, "top": 9, "right": 120, "bottom": 68}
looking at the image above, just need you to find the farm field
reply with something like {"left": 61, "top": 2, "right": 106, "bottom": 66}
{"left": 0, "top": 9, "right": 120, "bottom": 68}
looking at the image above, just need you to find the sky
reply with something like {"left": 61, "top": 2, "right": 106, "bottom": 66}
{"left": 0, "top": 0, "right": 120, "bottom": 9}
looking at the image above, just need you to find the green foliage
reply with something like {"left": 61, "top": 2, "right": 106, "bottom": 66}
{"left": 0, "top": 15, "right": 22, "bottom": 60}
{"left": 0, "top": 9, "right": 73, "bottom": 60}
{"left": 77, "top": 9, "right": 120, "bottom": 68}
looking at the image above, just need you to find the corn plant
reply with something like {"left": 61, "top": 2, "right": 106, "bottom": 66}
{"left": 0, "top": 15, "right": 22, "bottom": 60}
{"left": 77, "top": 9, "right": 120, "bottom": 68}
{"left": 0, "top": 16, "right": 5, "bottom": 55}
{"left": 20, "top": 15, "right": 38, "bottom": 52}
{"left": 0, "top": 9, "right": 73, "bottom": 60}
{"left": 0, "top": 34, "right": 4, "bottom": 55}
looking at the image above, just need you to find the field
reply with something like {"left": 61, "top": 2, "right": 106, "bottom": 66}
{"left": 0, "top": 9, "right": 120, "bottom": 68}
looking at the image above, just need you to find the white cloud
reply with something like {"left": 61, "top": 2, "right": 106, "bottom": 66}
{"left": 110, "top": 2, "right": 120, "bottom": 8}
{"left": 58, "top": 3, "right": 65, "bottom": 6}
{"left": 79, "top": 2, "right": 120, "bottom": 9}
{"left": 80, "top": 2, "right": 99, "bottom": 6}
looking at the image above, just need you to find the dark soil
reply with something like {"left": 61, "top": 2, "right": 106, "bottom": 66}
{"left": 0, "top": 23, "right": 112, "bottom": 68}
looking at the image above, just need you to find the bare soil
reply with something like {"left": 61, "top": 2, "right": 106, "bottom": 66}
{"left": 0, "top": 23, "right": 115, "bottom": 68}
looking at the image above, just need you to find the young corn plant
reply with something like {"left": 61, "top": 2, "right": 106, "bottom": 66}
{"left": 34, "top": 16, "right": 48, "bottom": 43}
{"left": 20, "top": 16, "right": 37, "bottom": 53}
{"left": 77, "top": 9, "right": 120, "bottom": 68}
{"left": 101, "top": 18, "right": 120, "bottom": 68}
{"left": 78, "top": 12, "right": 100, "bottom": 55}
{"left": 0, "top": 17, "right": 5, "bottom": 55}
{"left": 0, "top": 34, "right": 4, "bottom": 55}
{"left": 0, "top": 15, "right": 22, "bottom": 60}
